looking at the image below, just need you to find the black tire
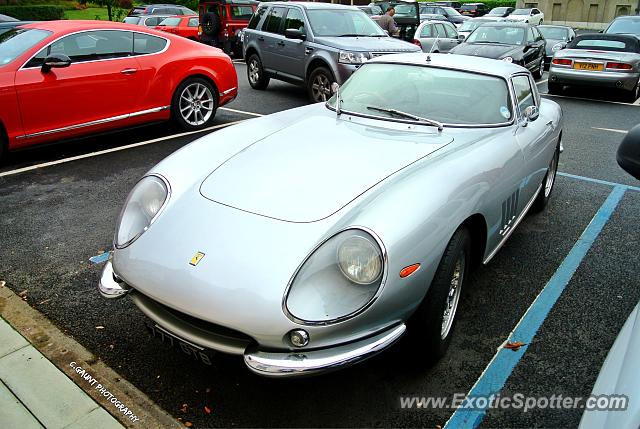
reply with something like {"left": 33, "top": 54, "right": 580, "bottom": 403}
{"left": 624, "top": 80, "right": 639, "bottom": 103}
{"left": 307, "top": 66, "right": 335, "bottom": 103}
{"left": 532, "top": 144, "right": 560, "bottom": 212}
{"left": 171, "top": 77, "right": 218, "bottom": 131}
{"left": 0, "top": 128, "right": 6, "bottom": 165}
{"left": 547, "top": 81, "right": 562, "bottom": 94}
{"left": 201, "top": 12, "right": 220, "bottom": 37}
{"left": 533, "top": 55, "right": 545, "bottom": 79}
{"left": 408, "top": 227, "right": 471, "bottom": 364}
{"left": 246, "top": 54, "right": 269, "bottom": 90}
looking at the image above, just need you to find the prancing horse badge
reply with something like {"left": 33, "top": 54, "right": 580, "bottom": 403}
{"left": 190, "top": 252, "right": 205, "bottom": 266}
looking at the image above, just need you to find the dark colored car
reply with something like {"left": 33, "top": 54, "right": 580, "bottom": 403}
{"left": 357, "top": 5, "right": 383, "bottom": 17}
{"left": 199, "top": 0, "right": 258, "bottom": 57}
{"left": 372, "top": 0, "right": 421, "bottom": 41}
{"left": 431, "top": 1, "right": 462, "bottom": 10}
{"left": 128, "top": 4, "right": 196, "bottom": 16}
{"left": 605, "top": 15, "right": 640, "bottom": 37}
{"left": 485, "top": 7, "right": 514, "bottom": 18}
{"left": 419, "top": 4, "right": 468, "bottom": 25}
{"left": 460, "top": 3, "right": 488, "bottom": 17}
{"left": 450, "top": 22, "right": 546, "bottom": 79}
{"left": 537, "top": 24, "right": 575, "bottom": 68}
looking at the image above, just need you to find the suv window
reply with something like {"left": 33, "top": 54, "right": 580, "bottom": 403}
{"left": 47, "top": 30, "right": 132, "bottom": 63}
{"left": 248, "top": 5, "right": 267, "bottom": 29}
{"left": 133, "top": 32, "right": 167, "bottom": 55}
{"left": 284, "top": 8, "right": 305, "bottom": 33}
{"left": 231, "top": 6, "right": 254, "bottom": 20}
{"left": 526, "top": 27, "right": 535, "bottom": 43}
{"left": 512, "top": 75, "right": 535, "bottom": 116}
{"left": 263, "top": 7, "right": 286, "bottom": 34}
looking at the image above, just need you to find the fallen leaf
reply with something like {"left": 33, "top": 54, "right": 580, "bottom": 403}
{"left": 18, "top": 289, "right": 28, "bottom": 297}
{"left": 184, "top": 422, "right": 193, "bottom": 427}
{"left": 0, "top": 280, "right": 5, "bottom": 288}
{"left": 204, "top": 406, "right": 211, "bottom": 414}
{"left": 95, "top": 326, "right": 105, "bottom": 330}
{"left": 109, "top": 344, "right": 114, "bottom": 350}
{"left": 180, "top": 403, "right": 188, "bottom": 413}
{"left": 436, "top": 425, "right": 442, "bottom": 429}
{"left": 206, "top": 387, "right": 211, "bottom": 393}
{"left": 38, "top": 299, "right": 51, "bottom": 305}
{"left": 504, "top": 341, "right": 526, "bottom": 351}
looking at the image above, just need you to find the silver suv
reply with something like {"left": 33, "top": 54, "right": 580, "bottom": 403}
{"left": 242, "top": 2, "right": 421, "bottom": 102}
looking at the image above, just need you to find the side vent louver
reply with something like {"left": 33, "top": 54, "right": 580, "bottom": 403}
{"left": 500, "top": 189, "right": 520, "bottom": 237}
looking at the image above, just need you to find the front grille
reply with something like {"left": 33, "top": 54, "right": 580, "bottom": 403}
{"left": 370, "top": 51, "right": 411, "bottom": 58}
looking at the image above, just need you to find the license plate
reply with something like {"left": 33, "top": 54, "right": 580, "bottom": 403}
{"left": 145, "top": 322, "right": 214, "bottom": 365}
{"left": 574, "top": 62, "right": 603, "bottom": 71}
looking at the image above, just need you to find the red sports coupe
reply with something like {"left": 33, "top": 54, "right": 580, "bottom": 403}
{"left": 0, "top": 20, "right": 237, "bottom": 161}
{"left": 155, "top": 15, "right": 200, "bottom": 40}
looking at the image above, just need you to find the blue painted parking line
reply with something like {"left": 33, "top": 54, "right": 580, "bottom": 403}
{"left": 444, "top": 185, "right": 627, "bottom": 429}
{"left": 89, "top": 252, "right": 111, "bottom": 265}
{"left": 558, "top": 172, "right": 640, "bottom": 192}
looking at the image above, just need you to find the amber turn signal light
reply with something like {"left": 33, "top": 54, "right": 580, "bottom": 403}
{"left": 399, "top": 263, "right": 421, "bottom": 278}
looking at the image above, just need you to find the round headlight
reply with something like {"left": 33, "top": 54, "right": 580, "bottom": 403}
{"left": 337, "top": 235, "right": 383, "bottom": 285}
{"left": 285, "top": 229, "right": 386, "bottom": 323}
{"left": 502, "top": 56, "right": 513, "bottom": 63}
{"left": 114, "top": 175, "right": 169, "bottom": 248}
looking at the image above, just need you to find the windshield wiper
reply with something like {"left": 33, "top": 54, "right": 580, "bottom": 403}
{"left": 337, "top": 33, "right": 367, "bottom": 37}
{"left": 366, "top": 106, "right": 444, "bottom": 131}
{"left": 471, "top": 40, "right": 509, "bottom": 44}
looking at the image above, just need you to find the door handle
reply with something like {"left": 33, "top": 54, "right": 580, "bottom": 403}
{"left": 258, "top": 36, "right": 265, "bottom": 41}
{"left": 305, "top": 47, "right": 313, "bottom": 55}
{"left": 277, "top": 41, "right": 285, "bottom": 46}
{"left": 121, "top": 68, "right": 137, "bottom": 75}
{"left": 546, "top": 120, "right": 554, "bottom": 127}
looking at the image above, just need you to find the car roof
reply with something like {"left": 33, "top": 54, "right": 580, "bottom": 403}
{"left": 538, "top": 24, "right": 571, "bottom": 29}
{"left": 19, "top": 20, "right": 164, "bottom": 33}
{"left": 368, "top": 52, "right": 527, "bottom": 78}
{"left": 481, "top": 21, "right": 530, "bottom": 27}
{"left": 262, "top": 1, "right": 360, "bottom": 10}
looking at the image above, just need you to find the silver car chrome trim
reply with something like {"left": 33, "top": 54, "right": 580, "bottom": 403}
{"left": 282, "top": 226, "right": 388, "bottom": 326}
{"left": 220, "top": 87, "right": 237, "bottom": 96}
{"left": 98, "top": 261, "right": 131, "bottom": 299}
{"left": 244, "top": 324, "right": 406, "bottom": 377}
{"left": 483, "top": 182, "right": 543, "bottom": 264}
{"left": 15, "top": 106, "right": 170, "bottom": 140}
{"left": 131, "top": 292, "right": 252, "bottom": 355}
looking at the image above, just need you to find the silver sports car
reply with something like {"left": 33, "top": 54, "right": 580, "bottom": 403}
{"left": 98, "top": 53, "right": 563, "bottom": 377}
{"left": 548, "top": 33, "right": 640, "bottom": 101}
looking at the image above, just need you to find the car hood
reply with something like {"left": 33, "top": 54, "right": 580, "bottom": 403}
{"left": 451, "top": 42, "right": 521, "bottom": 59}
{"left": 200, "top": 112, "right": 453, "bottom": 222}
{"left": 312, "top": 36, "right": 420, "bottom": 52}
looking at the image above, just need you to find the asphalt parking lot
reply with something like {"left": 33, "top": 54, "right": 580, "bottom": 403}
{"left": 1, "top": 63, "right": 639, "bottom": 428}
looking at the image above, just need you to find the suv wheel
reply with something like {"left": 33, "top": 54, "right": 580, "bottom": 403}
{"left": 247, "top": 54, "right": 269, "bottom": 90}
{"left": 308, "top": 66, "right": 334, "bottom": 103}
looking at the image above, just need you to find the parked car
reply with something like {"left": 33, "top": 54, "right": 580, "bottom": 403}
{"left": 372, "top": 0, "right": 421, "bottom": 41}
{"left": 0, "top": 21, "right": 237, "bottom": 162}
{"left": 431, "top": 1, "right": 462, "bottom": 10}
{"left": 420, "top": 13, "right": 448, "bottom": 22}
{"left": 537, "top": 24, "right": 575, "bottom": 68}
{"left": 413, "top": 19, "right": 460, "bottom": 52}
{"left": 156, "top": 15, "right": 200, "bottom": 40}
{"left": 123, "top": 14, "right": 173, "bottom": 27}
{"left": 419, "top": 4, "right": 468, "bottom": 25}
{"left": 357, "top": 4, "right": 383, "bottom": 21}
{"left": 199, "top": 0, "right": 258, "bottom": 58}
{"left": 242, "top": 2, "right": 420, "bottom": 102}
{"left": 604, "top": 15, "right": 640, "bottom": 37}
{"left": 98, "top": 52, "right": 563, "bottom": 378}
{"left": 506, "top": 8, "right": 544, "bottom": 25}
{"left": 457, "top": 17, "right": 493, "bottom": 40}
{"left": 459, "top": 3, "right": 488, "bottom": 17}
{"left": 485, "top": 6, "right": 514, "bottom": 19}
{"left": 128, "top": 4, "right": 196, "bottom": 16}
{"left": 451, "top": 22, "right": 546, "bottom": 79}
{"left": 548, "top": 33, "right": 640, "bottom": 102}
{"left": 0, "top": 14, "right": 17, "bottom": 22}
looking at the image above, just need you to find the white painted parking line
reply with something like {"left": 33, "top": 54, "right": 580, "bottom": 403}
{"left": 220, "top": 107, "right": 264, "bottom": 117}
{"left": 232, "top": 59, "right": 245, "bottom": 64}
{"left": 0, "top": 120, "right": 244, "bottom": 178}
{"left": 543, "top": 93, "right": 640, "bottom": 107}
{"left": 591, "top": 127, "right": 627, "bottom": 134}
{"left": 634, "top": 97, "right": 640, "bottom": 105}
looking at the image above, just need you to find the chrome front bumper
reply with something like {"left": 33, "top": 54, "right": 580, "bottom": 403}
{"left": 98, "top": 261, "right": 131, "bottom": 298}
{"left": 244, "top": 324, "right": 406, "bottom": 377}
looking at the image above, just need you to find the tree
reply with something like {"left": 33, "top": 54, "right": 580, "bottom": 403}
{"left": 80, "top": 0, "right": 132, "bottom": 21}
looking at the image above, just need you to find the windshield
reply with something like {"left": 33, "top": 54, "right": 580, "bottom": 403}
{"left": 307, "top": 9, "right": 386, "bottom": 37}
{"left": 123, "top": 16, "right": 141, "bottom": 24}
{"left": 605, "top": 18, "right": 640, "bottom": 36}
{"left": 0, "top": 28, "right": 50, "bottom": 66}
{"left": 459, "top": 20, "right": 483, "bottom": 31}
{"left": 443, "top": 6, "right": 462, "bottom": 16}
{"left": 466, "top": 26, "right": 524, "bottom": 45}
{"left": 487, "top": 7, "right": 509, "bottom": 15}
{"left": 394, "top": 4, "right": 416, "bottom": 16}
{"left": 511, "top": 9, "right": 531, "bottom": 15}
{"left": 328, "top": 63, "right": 512, "bottom": 125}
{"left": 158, "top": 17, "right": 181, "bottom": 26}
{"left": 538, "top": 26, "right": 568, "bottom": 40}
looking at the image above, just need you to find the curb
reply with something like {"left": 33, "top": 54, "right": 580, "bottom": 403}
{"left": 0, "top": 283, "right": 182, "bottom": 429}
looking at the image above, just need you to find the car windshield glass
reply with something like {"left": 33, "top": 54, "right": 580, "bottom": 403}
{"left": 0, "top": 28, "right": 50, "bottom": 66}
{"left": 307, "top": 9, "right": 386, "bottom": 37}
{"left": 123, "top": 16, "right": 140, "bottom": 24}
{"left": 511, "top": 9, "right": 531, "bottom": 15}
{"left": 327, "top": 63, "right": 512, "bottom": 125}
{"left": 394, "top": 4, "right": 416, "bottom": 16}
{"left": 158, "top": 17, "right": 181, "bottom": 26}
{"left": 466, "top": 26, "right": 524, "bottom": 45}
{"left": 606, "top": 18, "right": 640, "bottom": 36}
{"left": 459, "top": 20, "right": 482, "bottom": 31}
{"left": 538, "top": 26, "right": 568, "bottom": 40}
{"left": 487, "top": 7, "right": 508, "bottom": 15}
{"left": 443, "top": 6, "right": 462, "bottom": 16}
{"left": 461, "top": 5, "right": 476, "bottom": 10}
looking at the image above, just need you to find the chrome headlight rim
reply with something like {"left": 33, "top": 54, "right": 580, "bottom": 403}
{"left": 338, "top": 50, "right": 368, "bottom": 64}
{"left": 282, "top": 226, "right": 388, "bottom": 326}
{"left": 113, "top": 173, "right": 171, "bottom": 249}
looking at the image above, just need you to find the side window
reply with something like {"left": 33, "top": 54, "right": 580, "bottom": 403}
{"left": 24, "top": 46, "right": 49, "bottom": 68}
{"left": 434, "top": 23, "right": 447, "bottom": 38}
{"left": 133, "top": 32, "right": 167, "bottom": 55}
{"left": 231, "top": 6, "right": 255, "bottom": 20}
{"left": 284, "top": 7, "right": 305, "bottom": 33}
{"left": 534, "top": 27, "right": 543, "bottom": 41}
{"left": 533, "top": 8, "right": 540, "bottom": 14}
{"left": 263, "top": 7, "right": 286, "bottom": 34}
{"left": 48, "top": 30, "right": 132, "bottom": 63}
{"left": 188, "top": 17, "right": 199, "bottom": 27}
{"left": 526, "top": 27, "right": 535, "bottom": 43}
{"left": 248, "top": 5, "right": 267, "bottom": 29}
{"left": 443, "top": 22, "right": 457, "bottom": 38}
{"left": 512, "top": 75, "right": 535, "bottom": 116}
{"left": 420, "top": 24, "right": 432, "bottom": 37}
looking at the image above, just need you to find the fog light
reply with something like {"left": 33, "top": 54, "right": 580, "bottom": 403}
{"left": 289, "top": 329, "right": 309, "bottom": 347}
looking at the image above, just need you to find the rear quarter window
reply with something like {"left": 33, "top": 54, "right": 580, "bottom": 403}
{"left": 133, "top": 32, "right": 167, "bottom": 54}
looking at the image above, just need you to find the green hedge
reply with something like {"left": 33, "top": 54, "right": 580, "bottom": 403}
{"left": 0, "top": 5, "right": 66, "bottom": 20}
{"left": 420, "top": 0, "right": 517, "bottom": 7}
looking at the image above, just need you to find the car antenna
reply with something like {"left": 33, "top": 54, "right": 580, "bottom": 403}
{"left": 332, "top": 82, "right": 342, "bottom": 117}
{"left": 427, "top": 26, "right": 440, "bottom": 62}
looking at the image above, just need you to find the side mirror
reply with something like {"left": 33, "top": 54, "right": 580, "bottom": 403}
{"left": 42, "top": 54, "right": 71, "bottom": 73}
{"left": 523, "top": 105, "right": 539, "bottom": 123}
{"left": 617, "top": 124, "right": 640, "bottom": 180}
{"left": 458, "top": 34, "right": 465, "bottom": 41}
{"left": 284, "top": 28, "right": 306, "bottom": 41}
